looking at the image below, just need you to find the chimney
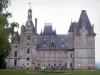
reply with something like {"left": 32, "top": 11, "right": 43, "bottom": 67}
{"left": 35, "top": 18, "right": 37, "bottom": 33}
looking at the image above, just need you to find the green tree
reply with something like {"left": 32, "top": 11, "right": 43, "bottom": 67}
{"left": 0, "top": 0, "right": 10, "bottom": 13}
{"left": 0, "top": 0, "right": 19, "bottom": 69}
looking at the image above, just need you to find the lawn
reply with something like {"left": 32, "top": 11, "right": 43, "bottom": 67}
{"left": 0, "top": 69, "right": 100, "bottom": 75}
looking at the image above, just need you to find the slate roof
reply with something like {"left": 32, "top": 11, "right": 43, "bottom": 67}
{"left": 37, "top": 24, "right": 68, "bottom": 50}
{"left": 42, "top": 23, "right": 56, "bottom": 35}
{"left": 68, "top": 10, "right": 95, "bottom": 35}
{"left": 37, "top": 34, "right": 68, "bottom": 50}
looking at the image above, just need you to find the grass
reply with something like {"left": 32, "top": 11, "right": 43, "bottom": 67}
{"left": 0, "top": 69, "right": 100, "bottom": 75}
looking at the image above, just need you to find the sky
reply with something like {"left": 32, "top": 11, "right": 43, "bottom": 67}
{"left": 7, "top": 0, "right": 100, "bottom": 62}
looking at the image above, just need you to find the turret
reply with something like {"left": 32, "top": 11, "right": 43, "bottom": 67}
{"left": 73, "top": 10, "right": 96, "bottom": 69}
{"left": 25, "top": 6, "right": 36, "bottom": 33}
{"left": 21, "top": 25, "right": 25, "bottom": 34}
{"left": 28, "top": 8, "right": 32, "bottom": 21}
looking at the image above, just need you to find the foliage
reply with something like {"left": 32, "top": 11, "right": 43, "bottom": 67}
{"left": 0, "top": 0, "right": 11, "bottom": 13}
{"left": 0, "top": 0, "right": 19, "bottom": 69}
{"left": 0, "top": 13, "right": 19, "bottom": 58}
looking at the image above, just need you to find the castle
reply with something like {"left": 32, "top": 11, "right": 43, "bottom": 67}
{"left": 6, "top": 8, "right": 96, "bottom": 70}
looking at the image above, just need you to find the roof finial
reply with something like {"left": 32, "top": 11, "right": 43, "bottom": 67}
{"left": 29, "top": 3, "right": 31, "bottom": 9}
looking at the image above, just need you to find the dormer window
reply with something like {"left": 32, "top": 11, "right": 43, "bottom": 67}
{"left": 50, "top": 42, "right": 55, "bottom": 48}
{"left": 43, "top": 45, "right": 46, "bottom": 48}
{"left": 62, "top": 45, "right": 64, "bottom": 47}
{"left": 44, "top": 39, "right": 46, "bottom": 41}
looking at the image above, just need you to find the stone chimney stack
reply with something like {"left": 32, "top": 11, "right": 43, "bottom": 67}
{"left": 35, "top": 18, "right": 37, "bottom": 33}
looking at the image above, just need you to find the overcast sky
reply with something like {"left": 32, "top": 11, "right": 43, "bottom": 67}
{"left": 7, "top": 0, "right": 100, "bottom": 62}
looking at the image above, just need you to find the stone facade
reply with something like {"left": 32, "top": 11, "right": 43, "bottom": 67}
{"left": 6, "top": 9, "right": 96, "bottom": 70}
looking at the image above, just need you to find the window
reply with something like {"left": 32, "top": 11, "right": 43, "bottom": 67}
{"left": 27, "top": 63, "right": 29, "bottom": 65}
{"left": 28, "top": 36, "right": 30, "bottom": 40}
{"left": 43, "top": 45, "right": 46, "bottom": 48}
{"left": 38, "top": 63, "right": 40, "bottom": 66}
{"left": 27, "top": 48, "right": 30, "bottom": 53}
{"left": 27, "top": 57, "right": 29, "bottom": 61}
{"left": 50, "top": 42, "right": 55, "bottom": 48}
{"left": 52, "top": 43, "right": 54, "bottom": 47}
{"left": 15, "top": 45, "right": 17, "bottom": 48}
{"left": 54, "top": 64, "right": 56, "bottom": 67}
{"left": 44, "top": 41, "right": 46, "bottom": 44}
{"left": 27, "top": 43, "right": 29, "bottom": 45}
{"left": 48, "top": 63, "right": 50, "bottom": 66}
{"left": 70, "top": 54, "right": 72, "bottom": 58}
{"left": 70, "top": 63, "right": 72, "bottom": 67}
{"left": 62, "top": 45, "right": 64, "bottom": 47}
{"left": 59, "top": 64, "right": 61, "bottom": 67}
{"left": 44, "top": 39, "right": 46, "bottom": 41}
{"left": 14, "top": 59, "right": 17, "bottom": 66}
{"left": 65, "top": 63, "right": 67, "bottom": 67}
{"left": 14, "top": 51, "right": 17, "bottom": 57}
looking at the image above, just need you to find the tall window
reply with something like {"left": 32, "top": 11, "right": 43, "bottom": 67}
{"left": 48, "top": 63, "right": 50, "bottom": 66}
{"left": 65, "top": 63, "right": 67, "bottom": 67}
{"left": 14, "top": 51, "right": 17, "bottom": 57}
{"left": 70, "top": 63, "right": 72, "bottom": 67}
{"left": 59, "top": 64, "right": 61, "bottom": 67}
{"left": 54, "top": 64, "right": 56, "bottom": 67}
{"left": 28, "top": 36, "right": 30, "bottom": 40}
{"left": 14, "top": 59, "right": 17, "bottom": 66}
{"left": 27, "top": 43, "right": 29, "bottom": 45}
{"left": 27, "top": 57, "right": 29, "bottom": 61}
{"left": 27, "top": 48, "right": 30, "bottom": 53}
{"left": 70, "top": 54, "right": 72, "bottom": 58}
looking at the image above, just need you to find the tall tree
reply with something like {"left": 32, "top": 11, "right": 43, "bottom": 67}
{"left": 0, "top": 0, "right": 10, "bottom": 13}
{"left": 0, "top": 0, "right": 19, "bottom": 69}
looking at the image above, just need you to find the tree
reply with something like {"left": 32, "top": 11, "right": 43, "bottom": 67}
{"left": 0, "top": 0, "right": 10, "bottom": 13}
{"left": 0, "top": 0, "right": 19, "bottom": 69}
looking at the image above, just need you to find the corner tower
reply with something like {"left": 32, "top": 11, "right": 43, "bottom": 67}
{"left": 68, "top": 10, "right": 96, "bottom": 69}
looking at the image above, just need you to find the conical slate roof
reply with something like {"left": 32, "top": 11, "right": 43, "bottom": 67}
{"left": 68, "top": 10, "right": 95, "bottom": 35}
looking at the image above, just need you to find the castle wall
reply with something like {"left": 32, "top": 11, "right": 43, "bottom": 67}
{"left": 74, "top": 30, "right": 95, "bottom": 69}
